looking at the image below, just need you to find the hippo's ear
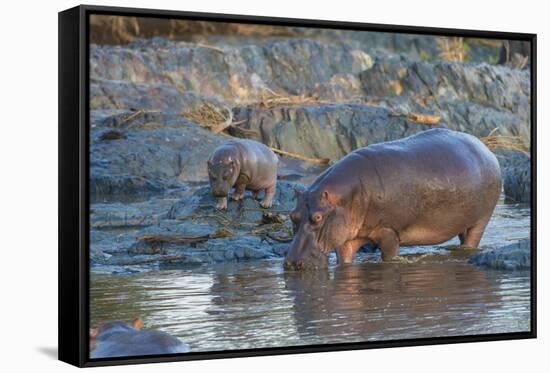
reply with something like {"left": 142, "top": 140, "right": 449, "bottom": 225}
{"left": 132, "top": 317, "right": 144, "bottom": 330}
{"left": 321, "top": 190, "right": 335, "bottom": 204}
{"left": 89, "top": 330, "right": 97, "bottom": 351}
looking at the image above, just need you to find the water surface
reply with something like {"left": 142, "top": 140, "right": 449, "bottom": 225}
{"left": 90, "top": 201, "right": 531, "bottom": 352}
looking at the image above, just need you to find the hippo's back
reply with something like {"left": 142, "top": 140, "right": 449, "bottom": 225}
{"left": 357, "top": 128, "right": 500, "bottom": 183}
{"left": 91, "top": 330, "right": 190, "bottom": 358}
{"left": 326, "top": 128, "right": 502, "bottom": 243}
{"left": 231, "top": 139, "right": 278, "bottom": 165}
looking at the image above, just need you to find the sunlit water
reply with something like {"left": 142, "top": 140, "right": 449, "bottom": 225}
{"left": 90, "top": 202, "right": 531, "bottom": 352}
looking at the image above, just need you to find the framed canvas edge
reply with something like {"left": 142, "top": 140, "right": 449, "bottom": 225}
{"left": 57, "top": 4, "right": 537, "bottom": 368}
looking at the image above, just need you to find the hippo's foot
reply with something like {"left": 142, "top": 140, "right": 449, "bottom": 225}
{"left": 259, "top": 198, "right": 273, "bottom": 209}
{"left": 260, "top": 186, "right": 276, "bottom": 209}
{"left": 232, "top": 183, "right": 246, "bottom": 202}
{"left": 215, "top": 197, "right": 228, "bottom": 210}
{"left": 231, "top": 192, "right": 244, "bottom": 201}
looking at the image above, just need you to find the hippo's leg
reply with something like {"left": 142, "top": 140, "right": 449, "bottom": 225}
{"left": 459, "top": 231, "right": 467, "bottom": 245}
{"left": 336, "top": 239, "right": 366, "bottom": 264}
{"left": 260, "top": 184, "right": 276, "bottom": 208}
{"left": 231, "top": 183, "right": 246, "bottom": 201}
{"left": 252, "top": 190, "right": 261, "bottom": 200}
{"left": 216, "top": 197, "right": 228, "bottom": 210}
{"left": 373, "top": 228, "right": 400, "bottom": 261}
{"left": 460, "top": 215, "right": 492, "bottom": 248}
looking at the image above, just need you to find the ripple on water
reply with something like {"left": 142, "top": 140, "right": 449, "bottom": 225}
{"left": 90, "top": 202, "right": 531, "bottom": 352}
{"left": 90, "top": 261, "right": 531, "bottom": 352}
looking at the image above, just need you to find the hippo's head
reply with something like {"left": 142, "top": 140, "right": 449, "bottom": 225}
{"left": 90, "top": 318, "right": 143, "bottom": 350}
{"left": 207, "top": 159, "right": 237, "bottom": 197}
{"left": 284, "top": 189, "right": 350, "bottom": 270}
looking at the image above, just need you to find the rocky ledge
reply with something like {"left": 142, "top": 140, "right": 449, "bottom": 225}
{"left": 90, "top": 181, "right": 303, "bottom": 272}
{"left": 468, "top": 239, "right": 531, "bottom": 270}
{"left": 90, "top": 37, "right": 531, "bottom": 203}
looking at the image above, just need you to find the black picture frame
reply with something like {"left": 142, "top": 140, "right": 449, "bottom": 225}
{"left": 59, "top": 4, "right": 537, "bottom": 368}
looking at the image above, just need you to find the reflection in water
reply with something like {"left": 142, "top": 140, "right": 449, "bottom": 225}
{"left": 91, "top": 260, "right": 530, "bottom": 352}
{"left": 284, "top": 262, "right": 529, "bottom": 343}
{"left": 90, "top": 202, "right": 530, "bottom": 352}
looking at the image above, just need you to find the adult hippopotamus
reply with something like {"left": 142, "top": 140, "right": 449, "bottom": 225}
{"left": 284, "top": 128, "right": 501, "bottom": 270}
{"left": 207, "top": 139, "right": 278, "bottom": 210}
{"left": 90, "top": 318, "right": 190, "bottom": 358}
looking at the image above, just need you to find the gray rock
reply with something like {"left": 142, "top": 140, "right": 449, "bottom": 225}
{"left": 87, "top": 34, "right": 532, "bottom": 273}
{"left": 90, "top": 39, "right": 374, "bottom": 105}
{"left": 90, "top": 110, "right": 226, "bottom": 195}
{"left": 167, "top": 181, "right": 304, "bottom": 222}
{"left": 495, "top": 150, "right": 531, "bottom": 203}
{"left": 90, "top": 181, "right": 302, "bottom": 269}
{"left": 468, "top": 239, "right": 531, "bottom": 270}
{"left": 90, "top": 17, "right": 505, "bottom": 64}
{"left": 360, "top": 56, "right": 530, "bottom": 140}
{"left": 232, "top": 103, "right": 433, "bottom": 161}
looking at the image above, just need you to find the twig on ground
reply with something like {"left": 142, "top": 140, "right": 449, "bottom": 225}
{"left": 270, "top": 147, "right": 331, "bottom": 165}
{"left": 195, "top": 43, "right": 225, "bottom": 53}
{"left": 119, "top": 110, "right": 144, "bottom": 126}
{"left": 137, "top": 233, "right": 210, "bottom": 244}
{"left": 389, "top": 111, "right": 441, "bottom": 125}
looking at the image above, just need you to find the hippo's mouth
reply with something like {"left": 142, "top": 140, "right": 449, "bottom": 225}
{"left": 283, "top": 250, "right": 329, "bottom": 270}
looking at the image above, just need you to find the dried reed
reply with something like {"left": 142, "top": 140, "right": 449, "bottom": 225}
{"left": 437, "top": 37, "right": 467, "bottom": 62}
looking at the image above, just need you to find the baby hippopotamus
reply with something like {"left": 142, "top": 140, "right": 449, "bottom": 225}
{"left": 284, "top": 128, "right": 502, "bottom": 270}
{"left": 90, "top": 318, "right": 190, "bottom": 358}
{"left": 207, "top": 139, "right": 278, "bottom": 210}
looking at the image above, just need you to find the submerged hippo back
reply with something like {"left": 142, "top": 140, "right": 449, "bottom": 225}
{"left": 91, "top": 324, "right": 190, "bottom": 358}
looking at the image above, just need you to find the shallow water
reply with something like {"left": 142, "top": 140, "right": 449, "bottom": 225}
{"left": 90, "top": 202, "right": 531, "bottom": 353}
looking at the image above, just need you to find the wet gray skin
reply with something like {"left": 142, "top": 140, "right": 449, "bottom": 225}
{"left": 90, "top": 320, "right": 190, "bottom": 358}
{"left": 284, "top": 190, "right": 341, "bottom": 270}
{"left": 284, "top": 129, "right": 502, "bottom": 270}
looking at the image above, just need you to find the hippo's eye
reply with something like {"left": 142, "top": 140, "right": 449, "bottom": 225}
{"left": 310, "top": 212, "right": 322, "bottom": 224}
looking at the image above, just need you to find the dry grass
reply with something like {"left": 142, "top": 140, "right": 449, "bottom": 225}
{"left": 468, "top": 38, "right": 503, "bottom": 49}
{"left": 180, "top": 103, "right": 233, "bottom": 134}
{"left": 480, "top": 128, "right": 530, "bottom": 154}
{"left": 481, "top": 135, "right": 529, "bottom": 153}
{"left": 437, "top": 37, "right": 467, "bottom": 62}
